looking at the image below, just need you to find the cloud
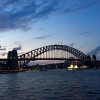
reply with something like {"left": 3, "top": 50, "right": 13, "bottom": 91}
{"left": 0, "top": 46, "right": 6, "bottom": 50}
{"left": 13, "top": 46, "right": 22, "bottom": 50}
{"left": 63, "top": 0, "right": 100, "bottom": 13}
{"left": 70, "top": 43, "right": 74, "bottom": 47}
{"left": 0, "top": 48, "right": 6, "bottom": 50}
{"left": 38, "top": 27, "right": 44, "bottom": 30}
{"left": 12, "top": 41, "right": 22, "bottom": 50}
{"left": 0, "top": 0, "right": 99, "bottom": 31}
{"left": 33, "top": 34, "right": 52, "bottom": 39}
{"left": 0, "top": 0, "right": 59, "bottom": 31}
{"left": 88, "top": 46, "right": 100, "bottom": 59}
{"left": 13, "top": 41, "right": 21, "bottom": 45}
{"left": 77, "top": 32, "right": 90, "bottom": 35}
{"left": 0, "top": 52, "right": 7, "bottom": 56}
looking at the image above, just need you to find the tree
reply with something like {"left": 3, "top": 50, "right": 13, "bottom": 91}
{"left": 92, "top": 55, "right": 96, "bottom": 60}
{"left": 87, "top": 55, "right": 91, "bottom": 60}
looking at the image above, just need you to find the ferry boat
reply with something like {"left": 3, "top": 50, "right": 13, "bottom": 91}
{"left": 68, "top": 64, "right": 78, "bottom": 70}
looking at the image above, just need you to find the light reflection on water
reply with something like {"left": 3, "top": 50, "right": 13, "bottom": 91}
{"left": 0, "top": 69, "right": 100, "bottom": 100}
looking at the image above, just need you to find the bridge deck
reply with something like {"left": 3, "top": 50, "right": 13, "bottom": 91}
{"left": 0, "top": 58, "right": 86, "bottom": 61}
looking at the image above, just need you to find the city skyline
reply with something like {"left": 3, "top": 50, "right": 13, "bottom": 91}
{"left": 0, "top": 0, "right": 100, "bottom": 59}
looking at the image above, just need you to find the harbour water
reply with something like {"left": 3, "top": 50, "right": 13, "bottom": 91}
{"left": 0, "top": 69, "right": 100, "bottom": 100}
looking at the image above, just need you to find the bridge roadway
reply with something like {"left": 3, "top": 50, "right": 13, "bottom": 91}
{"left": 0, "top": 58, "right": 86, "bottom": 61}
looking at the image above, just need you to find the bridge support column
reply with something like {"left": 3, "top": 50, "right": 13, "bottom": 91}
{"left": 6, "top": 50, "right": 18, "bottom": 70}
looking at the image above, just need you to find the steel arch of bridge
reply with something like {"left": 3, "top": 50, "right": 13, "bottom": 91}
{"left": 19, "top": 45, "right": 87, "bottom": 66}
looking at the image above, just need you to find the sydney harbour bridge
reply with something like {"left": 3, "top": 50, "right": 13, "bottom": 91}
{"left": 0, "top": 44, "right": 88, "bottom": 69}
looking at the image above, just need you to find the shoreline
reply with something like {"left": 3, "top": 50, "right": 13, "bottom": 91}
{"left": 0, "top": 69, "right": 26, "bottom": 74}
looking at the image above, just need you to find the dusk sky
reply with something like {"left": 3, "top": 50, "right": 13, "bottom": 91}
{"left": 0, "top": 0, "right": 100, "bottom": 59}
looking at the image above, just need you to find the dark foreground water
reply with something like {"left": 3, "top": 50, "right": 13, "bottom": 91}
{"left": 0, "top": 69, "right": 100, "bottom": 100}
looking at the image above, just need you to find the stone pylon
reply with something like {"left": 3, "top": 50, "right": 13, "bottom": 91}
{"left": 6, "top": 50, "right": 18, "bottom": 69}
